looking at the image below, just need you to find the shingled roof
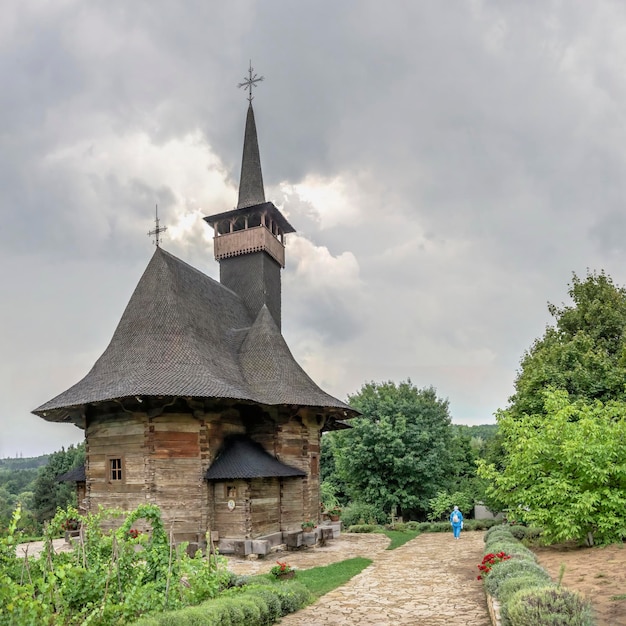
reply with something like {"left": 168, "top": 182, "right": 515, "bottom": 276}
{"left": 205, "top": 435, "right": 306, "bottom": 480}
{"left": 34, "top": 247, "right": 355, "bottom": 421}
{"left": 56, "top": 465, "right": 86, "bottom": 482}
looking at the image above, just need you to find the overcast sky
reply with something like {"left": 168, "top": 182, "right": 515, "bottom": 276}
{"left": 3, "top": 1, "right": 626, "bottom": 457}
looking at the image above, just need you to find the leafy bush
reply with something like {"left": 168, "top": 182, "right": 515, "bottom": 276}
{"left": 508, "top": 525, "right": 528, "bottom": 540}
{"left": 0, "top": 504, "right": 240, "bottom": 625}
{"left": 507, "top": 586, "right": 594, "bottom": 626}
{"left": 523, "top": 527, "right": 543, "bottom": 541}
{"left": 347, "top": 524, "right": 382, "bottom": 533}
{"left": 483, "top": 558, "right": 552, "bottom": 599}
{"left": 427, "top": 490, "right": 474, "bottom": 521}
{"left": 340, "top": 502, "right": 387, "bottom": 527}
{"left": 463, "top": 519, "right": 497, "bottom": 531}
{"left": 320, "top": 482, "right": 340, "bottom": 511}
{"left": 409, "top": 521, "right": 452, "bottom": 533}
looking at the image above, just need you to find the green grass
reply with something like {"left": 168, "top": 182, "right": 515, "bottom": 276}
{"left": 383, "top": 529, "right": 420, "bottom": 550}
{"left": 611, "top": 594, "right": 626, "bottom": 601}
{"left": 265, "top": 557, "right": 372, "bottom": 598}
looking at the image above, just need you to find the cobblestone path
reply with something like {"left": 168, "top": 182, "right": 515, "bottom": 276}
{"left": 277, "top": 531, "right": 490, "bottom": 626}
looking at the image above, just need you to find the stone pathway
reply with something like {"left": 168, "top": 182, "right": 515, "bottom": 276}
{"left": 228, "top": 531, "right": 491, "bottom": 626}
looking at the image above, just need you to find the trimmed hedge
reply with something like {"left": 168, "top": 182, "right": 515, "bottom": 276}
{"left": 347, "top": 524, "right": 383, "bottom": 533}
{"left": 507, "top": 586, "right": 594, "bottom": 626}
{"left": 483, "top": 559, "right": 551, "bottom": 599}
{"left": 479, "top": 526, "right": 594, "bottom": 625}
{"left": 353, "top": 519, "right": 501, "bottom": 534}
{"left": 484, "top": 523, "right": 542, "bottom": 542}
{"left": 484, "top": 540, "right": 536, "bottom": 562}
{"left": 131, "top": 581, "right": 312, "bottom": 626}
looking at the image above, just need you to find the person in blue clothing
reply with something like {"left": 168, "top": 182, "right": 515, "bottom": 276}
{"left": 449, "top": 505, "right": 463, "bottom": 539}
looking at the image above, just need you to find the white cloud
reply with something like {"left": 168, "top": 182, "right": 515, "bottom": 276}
{"left": 278, "top": 174, "right": 359, "bottom": 229}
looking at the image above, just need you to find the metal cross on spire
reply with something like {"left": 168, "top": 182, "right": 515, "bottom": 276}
{"left": 148, "top": 205, "right": 167, "bottom": 247}
{"left": 238, "top": 61, "right": 264, "bottom": 103}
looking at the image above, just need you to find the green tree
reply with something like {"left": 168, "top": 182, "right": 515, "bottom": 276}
{"left": 332, "top": 380, "right": 453, "bottom": 519}
{"left": 510, "top": 270, "right": 626, "bottom": 418}
{"left": 478, "top": 389, "right": 626, "bottom": 546}
{"left": 32, "top": 444, "right": 84, "bottom": 526}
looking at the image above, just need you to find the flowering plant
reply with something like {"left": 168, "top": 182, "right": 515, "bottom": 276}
{"left": 270, "top": 561, "right": 295, "bottom": 577}
{"left": 476, "top": 551, "right": 511, "bottom": 580}
{"left": 301, "top": 520, "right": 316, "bottom": 531}
{"left": 127, "top": 528, "right": 140, "bottom": 539}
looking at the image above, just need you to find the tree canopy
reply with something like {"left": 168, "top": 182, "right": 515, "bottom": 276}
{"left": 479, "top": 270, "right": 626, "bottom": 543}
{"left": 31, "top": 444, "right": 84, "bottom": 526}
{"left": 330, "top": 380, "right": 454, "bottom": 518}
{"left": 509, "top": 270, "right": 626, "bottom": 418}
{"left": 478, "top": 390, "right": 626, "bottom": 545}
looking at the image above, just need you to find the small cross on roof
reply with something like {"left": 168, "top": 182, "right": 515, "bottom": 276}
{"left": 238, "top": 61, "right": 264, "bottom": 103}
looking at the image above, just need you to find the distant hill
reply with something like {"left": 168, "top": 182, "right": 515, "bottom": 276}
{"left": 0, "top": 454, "right": 49, "bottom": 470}
{"left": 453, "top": 424, "right": 498, "bottom": 440}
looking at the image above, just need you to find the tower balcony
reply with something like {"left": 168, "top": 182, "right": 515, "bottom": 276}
{"left": 214, "top": 225, "right": 285, "bottom": 268}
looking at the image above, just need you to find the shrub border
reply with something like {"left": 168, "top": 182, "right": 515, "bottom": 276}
{"left": 479, "top": 526, "right": 593, "bottom": 626}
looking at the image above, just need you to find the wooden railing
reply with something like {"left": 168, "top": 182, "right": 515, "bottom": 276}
{"left": 213, "top": 226, "right": 285, "bottom": 267}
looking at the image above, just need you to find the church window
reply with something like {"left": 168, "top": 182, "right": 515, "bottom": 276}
{"left": 109, "top": 458, "right": 123, "bottom": 481}
{"left": 226, "top": 485, "right": 237, "bottom": 498}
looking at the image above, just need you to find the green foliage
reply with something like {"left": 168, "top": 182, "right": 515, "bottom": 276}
{"left": 483, "top": 559, "right": 551, "bottom": 598}
{"left": 270, "top": 581, "right": 312, "bottom": 614}
{"left": 340, "top": 502, "right": 388, "bottom": 527}
{"left": 0, "top": 503, "right": 231, "bottom": 624}
{"left": 347, "top": 524, "right": 383, "bottom": 533}
{"left": 479, "top": 389, "right": 626, "bottom": 545}
{"left": 485, "top": 524, "right": 513, "bottom": 541}
{"left": 427, "top": 490, "right": 473, "bottom": 521}
{"left": 454, "top": 424, "right": 498, "bottom": 442}
{"left": 510, "top": 270, "right": 626, "bottom": 418}
{"left": 319, "top": 481, "right": 340, "bottom": 511}
{"left": 32, "top": 444, "right": 84, "bottom": 526}
{"left": 507, "top": 586, "right": 594, "bottom": 626}
{"left": 319, "top": 434, "right": 349, "bottom": 505}
{"left": 477, "top": 526, "right": 593, "bottom": 626}
{"left": 498, "top": 574, "right": 553, "bottom": 608}
{"left": 333, "top": 380, "right": 454, "bottom": 518}
{"left": 0, "top": 455, "right": 50, "bottom": 471}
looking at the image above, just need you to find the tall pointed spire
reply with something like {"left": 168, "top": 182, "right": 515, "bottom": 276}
{"left": 237, "top": 103, "right": 266, "bottom": 209}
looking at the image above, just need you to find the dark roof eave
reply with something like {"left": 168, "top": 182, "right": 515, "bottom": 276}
{"left": 34, "top": 396, "right": 359, "bottom": 422}
{"left": 203, "top": 202, "right": 296, "bottom": 234}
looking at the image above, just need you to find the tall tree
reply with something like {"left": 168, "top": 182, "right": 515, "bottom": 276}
{"left": 32, "top": 444, "right": 84, "bottom": 525}
{"left": 478, "top": 390, "right": 626, "bottom": 546}
{"left": 332, "top": 380, "right": 453, "bottom": 519}
{"left": 479, "top": 270, "right": 626, "bottom": 537}
{"left": 510, "top": 270, "right": 626, "bottom": 418}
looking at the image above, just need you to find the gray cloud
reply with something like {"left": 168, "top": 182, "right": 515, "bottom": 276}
{"left": 3, "top": 1, "right": 626, "bottom": 455}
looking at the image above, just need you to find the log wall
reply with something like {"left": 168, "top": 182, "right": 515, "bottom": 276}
{"left": 250, "top": 478, "right": 280, "bottom": 537}
{"left": 85, "top": 405, "right": 324, "bottom": 541}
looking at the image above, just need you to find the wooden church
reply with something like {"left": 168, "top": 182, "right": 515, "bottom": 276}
{"left": 34, "top": 88, "right": 356, "bottom": 553}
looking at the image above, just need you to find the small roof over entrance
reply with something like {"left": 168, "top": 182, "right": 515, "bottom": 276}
{"left": 205, "top": 435, "right": 306, "bottom": 480}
